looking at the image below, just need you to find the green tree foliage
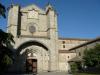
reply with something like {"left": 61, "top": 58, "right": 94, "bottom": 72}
{"left": 0, "top": 3, "right": 6, "bottom": 18}
{"left": 70, "top": 62, "right": 78, "bottom": 73}
{"left": 0, "top": 29, "right": 15, "bottom": 73}
{"left": 83, "top": 44, "right": 100, "bottom": 67}
{"left": 0, "top": 29, "right": 15, "bottom": 47}
{"left": 0, "top": 2, "right": 15, "bottom": 73}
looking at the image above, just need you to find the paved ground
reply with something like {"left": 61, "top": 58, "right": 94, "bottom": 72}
{"left": 5, "top": 72, "right": 72, "bottom": 75}
{"left": 38, "top": 72, "right": 72, "bottom": 75}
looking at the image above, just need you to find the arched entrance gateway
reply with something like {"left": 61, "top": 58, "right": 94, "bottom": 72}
{"left": 16, "top": 41, "right": 50, "bottom": 73}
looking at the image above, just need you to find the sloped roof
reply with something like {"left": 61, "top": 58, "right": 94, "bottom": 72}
{"left": 59, "top": 37, "right": 92, "bottom": 41}
{"left": 59, "top": 50, "right": 75, "bottom": 53}
{"left": 68, "top": 37, "right": 100, "bottom": 51}
{"left": 69, "top": 56, "right": 83, "bottom": 62}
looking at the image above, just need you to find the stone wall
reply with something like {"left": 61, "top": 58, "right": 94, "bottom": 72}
{"left": 58, "top": 52, "right": 76, "bottom": 72}
{"left": 58, "top": 38, "right": 89, "bottom": 50}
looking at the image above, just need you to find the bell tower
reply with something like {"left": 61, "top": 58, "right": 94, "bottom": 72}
{"left": 46, "top": 3, "right": 58, "bottom": 39}
{"left": 7, "top": 3, "right": 59, "bottom": 72}
{"left": 46, "top": 3, "right": 59, "bottom": 71}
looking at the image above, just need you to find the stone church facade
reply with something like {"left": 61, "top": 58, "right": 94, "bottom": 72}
{"left": 7, "top": 4, "right": 90, "bottom": 72}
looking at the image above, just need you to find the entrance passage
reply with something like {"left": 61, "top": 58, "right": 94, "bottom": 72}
{"left": 26, "top": 59, "right": 37, "bottom": 73}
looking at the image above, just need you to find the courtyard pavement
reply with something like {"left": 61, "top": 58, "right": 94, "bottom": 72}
{"left": 38, "top": 72, "right": 72, "bottom": 75}
{"left": 5, "top": 72, "right": 72, "bottom": 75}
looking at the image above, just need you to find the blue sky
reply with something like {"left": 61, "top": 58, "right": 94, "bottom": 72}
{"left": 0, "top": 0, "right": 100, "bottom": 39}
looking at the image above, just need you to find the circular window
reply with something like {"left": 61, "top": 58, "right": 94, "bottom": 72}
{"left": 29, "top": 25, "right": 36, "bottom": 33}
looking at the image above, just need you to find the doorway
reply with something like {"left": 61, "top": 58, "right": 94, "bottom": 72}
{"left": 26, "top": 59, "right": 37, "bottom": 73}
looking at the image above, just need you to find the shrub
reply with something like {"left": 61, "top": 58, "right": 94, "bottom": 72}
{"left": 70, "top": 62, "right": 78, "bottom": 73}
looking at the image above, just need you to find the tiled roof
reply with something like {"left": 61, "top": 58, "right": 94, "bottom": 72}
{"left": 68, "top": 37, "right": 100, "bottom": 51}
{"left": 59, "top": 50, "right": 75, "bottom": 53}
{"left": 59, "top": 37, "right": 92, "bottom": 41}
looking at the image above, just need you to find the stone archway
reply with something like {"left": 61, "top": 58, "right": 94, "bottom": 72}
{"left": 15, "top": 41, "right": 50, "bottom": 73}
{"left": 17, "top": 41, "right": 49, "bottom": 54}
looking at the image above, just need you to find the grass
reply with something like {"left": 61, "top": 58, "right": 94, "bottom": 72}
{"left": 73, "top": 73, "right": 100, "bottom": 75}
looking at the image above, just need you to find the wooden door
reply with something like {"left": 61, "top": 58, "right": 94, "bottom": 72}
{"left": 26, "top": 59, "right": 37, "bottom": 73}
{"left": 26, "top": 59, "right": 32, "bottom": 73}
{"left": 32, "top": 59, "right": 37, "bottom": 73}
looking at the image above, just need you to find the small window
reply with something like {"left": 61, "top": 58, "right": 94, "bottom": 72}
{"left": 62, "top": 41, "right": 65, "bottom": 44}
{"left": 68, "top": 56, "right": 69, "bottom": 58}
{"left": 79, "top": 52, "right": 81, "bottom": 56}
{"left": 63, "top": 45, "right": 65, "bottom": 48}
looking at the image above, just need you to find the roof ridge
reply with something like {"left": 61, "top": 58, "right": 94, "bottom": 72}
{"left": 59, "top": 37, "right": 92, "bottom": 41}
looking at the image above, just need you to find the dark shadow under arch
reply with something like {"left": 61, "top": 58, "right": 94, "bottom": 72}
{"left": 16, "top": 41, "right": 49, "bottom": 55}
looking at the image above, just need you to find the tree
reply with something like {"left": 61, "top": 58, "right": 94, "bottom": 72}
{"left": 83, "top": 44, "right": 100, "bottom": 68}
{"left": 0, "top": 29, "right": 15, "bottom": 47}
{"left": 0, "top": 2, "right": 15, "bottom": 74}
{"left": 0, "top": 3, "right": 6, "bottom": 18}
{"left": 0, "top": 30, "right": 15, "bottom": 73}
